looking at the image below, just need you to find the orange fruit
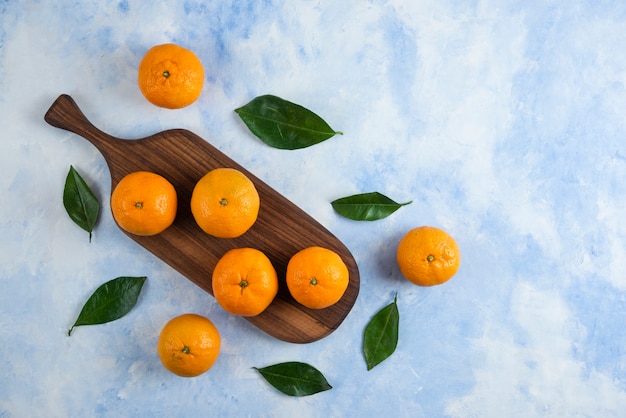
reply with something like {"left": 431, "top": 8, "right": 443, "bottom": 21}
{"left": 212, "top": 248, "right": 278, "bottom": 316}
{"left": 157, "top": 313, "right": 221, "bottom": 378}
{"left": 110, "top": 171, "right": 177, "bottom": 236}
{"left": 286, "top": 246, "right": 349, "bottom": 309}
{"left": 190, "top": 168, "right": 260, "bottom": 238}
{"left": 138, "top": 43, "right": 204, "bottom": 109}
{"left": 396, "top": 226, "right": 460, "bottom": 286}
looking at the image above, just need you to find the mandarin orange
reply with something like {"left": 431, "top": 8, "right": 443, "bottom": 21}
{"left": 286, "top": 246, "right": 349, "bottom": 309}
{"left": 110, "top": 171, "right": 177, "bottom": 236}
{"left": 157, "top": 313, "right": 221, "bottom": 377}
{"left": 212, "top": 248, "right": 278, "bottom": 316}
{"left": 396, "top": 226, "right": 460, "bottom": 286}
{"left": 190, "top": 168, "right": 260, "bottom": 238}
{"left": 138, "top": 43, "right": 204, "bottom": 109}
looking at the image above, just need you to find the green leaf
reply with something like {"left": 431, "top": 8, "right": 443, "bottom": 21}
{"left": 363, "top": 294, "right": 399, "bottom": 370}
{"left": 331, "top": 192, "right": 412, "bottom": 221}
{"left": 253, "top": 361, "right": 332, "bottom": 396}
{"left": 68, "top": 276, "right": 147, "bottom": 336}
{"left": 63, "top": 165, "right": 99, "bottom": 242}
{"left": 235, "top": 95, "right": 343, "bottom": 149}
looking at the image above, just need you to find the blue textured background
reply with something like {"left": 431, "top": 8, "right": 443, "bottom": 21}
{"left": 2, "top": 1, "right": 626, "bottom": 416}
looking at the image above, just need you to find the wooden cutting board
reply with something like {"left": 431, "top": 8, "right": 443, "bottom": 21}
{"left": 45, "top": 94, "right": 360, "bottom": 344}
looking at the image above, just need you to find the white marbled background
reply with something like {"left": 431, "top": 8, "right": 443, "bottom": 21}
{"left": 2, "top": 1, "right": 626, "bottom": 417}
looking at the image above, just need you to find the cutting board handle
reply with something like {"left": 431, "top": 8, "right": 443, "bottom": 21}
{"left": 44, "top": 94, "right": 121, "bottom": 158}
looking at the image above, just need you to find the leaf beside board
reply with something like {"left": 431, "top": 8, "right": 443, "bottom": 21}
{"left": 63, "top": 165, "right": 99, "bottom": 242}
{"left": 68, "top": 276, "right": 147, "bottom": 336}
{"left": 235, "top": 95, "right": 342, "bottom": 150}
{"left": 331, "top": 192, "right": 412, "bottom": 221}
{"left": 363, "top": 294, "right": 399, "bottom": 370}
{"left": 253, "top": 361, "right": 332, "bottom": 396}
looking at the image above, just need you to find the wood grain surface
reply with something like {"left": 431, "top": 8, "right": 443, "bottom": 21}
{"left": 45, "top": 94, "right": 360, "bottom": 344}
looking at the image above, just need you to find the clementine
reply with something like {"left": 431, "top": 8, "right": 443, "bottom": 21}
{"left": 138, "top": 43, "right": 204, "bottom": 109}
{"left": 286, "top": 246, "right": 349, "bottom": 309}
{"left": 396, "top": 226, "right": 460, "bottom": 286}
{"left": 190, "top": 168, "right": 260, "bottom": 238}
{"left": 110, "top": 171, "right": 177, "bottom": 236}
{"left": 157, "top": 313, "right": 220, "bottom": 377}
{"left": 212, "top": 248, "right": 278, "bottom": 316}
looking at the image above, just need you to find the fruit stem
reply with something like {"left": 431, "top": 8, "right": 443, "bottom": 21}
{"left": 309, "top": 277, "right": 318, "bottom": 286}
{"left": 135, "top": 201, "right": 143, "bottom": 209}
{"left": 163, "top": 70, "right": 170, "bottom": 78}
{"left": 240, "top": 279, "right": 248, "bottom": 289}
{"left": 427, "top": 255, "right": 435, "bottom": 263}
{"left": 220, "top": 198, "right": 228, "bottom": 206}
{"left": 182, "top": 345, "right": 190, "bottom": 354}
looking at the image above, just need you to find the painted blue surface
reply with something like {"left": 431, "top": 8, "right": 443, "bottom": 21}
{"left": 2, "top": 1, "right": 626, "bottom": 416}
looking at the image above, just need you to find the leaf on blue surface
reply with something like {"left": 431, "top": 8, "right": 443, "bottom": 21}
{"left": 363, "top": 294, "right": 399, "bottom": 370}
{"left": 235, "top": 95, "right": 342, "bottom": 149}
{"left": 253, "top": 361, "right": 332, "bottom": 396}
{"left": 331, "top": 192, "right": 412, "bottom": 221}
{"left": 68, "top": 276, "right": 147, "bottom": 336}
{"left": 63, "top": 165, "right": 99, "bottom": 242}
